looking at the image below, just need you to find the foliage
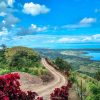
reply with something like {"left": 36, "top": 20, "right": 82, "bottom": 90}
{"left": 0, "top": 50, "right": 6, "bottom": 64}
{"left": 50, "top": 80, "right": 72, "bottom": 100}
{"left": 0, "top": 73, "right": 72, "bottom": 100}
{"left": 0, "top": 73, "right": 43, "bottom": 100}
{"left": 0, "top": 68, "right": 11, "bottom": 75}
{"left": 36, "top": 49, "right": 100, "bottom": 77}
{"left": 5, "top": 46, "right": 40, "bottom": 68}
{"left": 69, "top": 72, "right": 77, "bottom": 84}
{"left": 0, "top": 46, "right": 48, "bottom": 76}
{"left": 87, "top": 82, "right": 100, "bottom": 94}
{"left": 54, "top": 57, "right": 71, "bottom": 71}
{"left": 74, "top": 72, "right": 100, "bottom": 100}
{"left": 86, "top": 82, "right": 100, "bottom": 100}
{"left": 95, "top": 70, "right": 100, "bottom": 81}
{"left": 41, "top": 72, "right": 54, "bottom": 83}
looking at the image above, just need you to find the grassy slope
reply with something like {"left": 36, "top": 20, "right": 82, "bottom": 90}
{"left": 0, "top": 46, "right": 48, "bottom": 76}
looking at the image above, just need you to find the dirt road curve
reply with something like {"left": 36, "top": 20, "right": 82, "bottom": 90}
{"left": 37, "top": 58, "right": 66, "bottom": 100}
{"left": 20, "top": 58, "right": 79, "bottom": 100}
{"left": 20, "top": 58, "right": 66, "bottom": 100}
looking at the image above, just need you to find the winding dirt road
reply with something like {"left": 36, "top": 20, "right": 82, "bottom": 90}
{"left": 20, "top": 58, "right": 66, "bottom": 100}
{"left": 20, "top": 58, "right": 80, "bottom": 100}
{"left": 36, "top": 58, "right": 66, "bottom": 100}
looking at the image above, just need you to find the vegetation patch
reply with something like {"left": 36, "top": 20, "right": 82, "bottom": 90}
{"left": 0, "top": 46, "right": 48, "bottom": 76}
{"left": 69, "top": 72, "right": 100, "bottom": 100}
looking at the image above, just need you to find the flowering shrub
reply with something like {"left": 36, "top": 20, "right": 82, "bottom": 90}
{"left": 0, "top": 73, "right": 43, "bottom": 100}
{"left": 0, "top": 73, "right": 71, "bottom": 100}
{"left": 50, "top": 80, "right": 72, "bottom": 100}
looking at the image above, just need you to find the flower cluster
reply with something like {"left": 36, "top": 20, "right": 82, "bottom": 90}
{"left": 0, "top": 73, "right": 71, "bottom": 100}
{"left": 50, "top": 80, "right": 72, "bottom": 100}
{"left": 0, "top": 73, "right": 43, "bottom": 100}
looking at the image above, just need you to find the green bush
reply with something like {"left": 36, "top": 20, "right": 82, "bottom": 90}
{"left": 54, "top": 57, "right": 71, "bottom": 71}
{"left": 0, "top": 46, "right": 47, "bottom": 76}
{"left": 0, "top": 68, "right": 11, "bottom": 75}
{"left": 95, "top": 70, "right": 100, "bottom": 81}
{"left": 5, "top": 47, "right": 40, "bottom": 68}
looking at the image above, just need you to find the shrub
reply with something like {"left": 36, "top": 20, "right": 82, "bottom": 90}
{"left": 50, "top": 80, "right": 72, "bottom": 100}
{"left": 0, "top": 73, "right": 72, "bottom": 100}
{"left": 0, "top": 68, "right": 11, "bottom": 75}
{"left": 95, "top": 70, "right": 100, "bottom": 81}
{"left": 41, "top": 72, "right": 54, "bottom": 83}
{"left": 5, "top": 46, "right": 40, "bottom": 68}
{"left": 0, "top": 73, "right": 43, "bottom": 100}
{"left": 55, "top": 57, "right": 71, "bottom": 71}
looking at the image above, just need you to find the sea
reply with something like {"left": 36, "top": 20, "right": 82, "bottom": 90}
{"left": 47, "top": 43, "right": 100, "bottom": 61}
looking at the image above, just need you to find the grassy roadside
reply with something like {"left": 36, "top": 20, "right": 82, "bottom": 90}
{"left": 69, "top": 71, "right": 100, "bottom": 100}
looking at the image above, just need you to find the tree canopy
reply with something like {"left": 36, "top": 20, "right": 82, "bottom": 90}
{"left": 55, "top": 57, "right": 71, "bottom": 71}
{"left": 4, "top": 46, "right": 40, "bottom": 68}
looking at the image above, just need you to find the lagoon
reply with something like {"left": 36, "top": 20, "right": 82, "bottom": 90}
{"left": 84, "top": 51, "right": 100, "bottom": 61}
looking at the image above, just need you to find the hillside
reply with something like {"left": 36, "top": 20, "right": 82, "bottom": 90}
{"left": 0, "top": 46, "right": 74, "bottom": 100}
{"left": 0, "top": 46, "right": 48, "bottom": 76}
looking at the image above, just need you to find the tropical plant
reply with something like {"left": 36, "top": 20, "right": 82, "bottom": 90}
{"left": 0, "top": 73, "right": 43, "bottom": 100}
{"left": 50, "top": 80, "right": 72, "bottom": 100}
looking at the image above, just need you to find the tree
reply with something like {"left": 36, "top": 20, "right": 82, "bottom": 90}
{"left": 55, "top": 57, "right": 71, "bottom": 71}
{"left": 4, "top": 46, "right": 40, "bottom": 69}
{"left": 0, "top": 44, "right": 6, "bottom": 63}
{"left": 95, "top": 70, "right": 100, "bottom": 81}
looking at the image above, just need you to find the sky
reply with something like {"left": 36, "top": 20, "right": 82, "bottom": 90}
{"left": 0, "top": 0, "right": 100, "bottom": 49}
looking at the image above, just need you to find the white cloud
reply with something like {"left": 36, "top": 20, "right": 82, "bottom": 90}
{"left": 80, "top": 17, "right": 96, "bottom": 24}
{"left": 17, "top": 24, "right": 48, "bottom": 36}
{"left": 63, "top": 17, "right": 96, "bottom": 29}
{"left": 0, "top": 12, "right": 6, "bottom": 17}
{"left": 63, "top": 24, "right": 90, "bottom": 29}
{"left": 93, "top": 34, "right": 100, "bottom": 39}
{"left": 0, "top": 0, "right": 17, "bottom": 13}
{"left": 82, "top": 34, "right": 100, "bottom": 42}
{"left": 56, "top": 34, "right": 100, "bottom": 43}
{"left": 4, "top": 14, "right": 19, "bottom": 27}
{"left": 82, "top": 37, "right": 92, "bottom": 41}
{"left": 23, "top": 2, "right": 50, "bottom": 16}
{"left": 0, "top": 1, "right": 7, "bottom": 11}
{"left": 7, "top": 0, "right": 15, "bottom": 7}
{"left": 0, "top": 0, "right": 19, "bottom": 28}
{"left": 11, "top": 24, "right": 15, "bottom": 27}
{"left": 47, "top": 40, "right": 55, "bottom": 43}
{"left": 0, "top": 27, "right": 8, "bottom": 36}
{"left": 30, "top": 24, "right": 47, "bottom": 32}
{"left": 58, "top": 37, "right": 80, "bottom": 43}
{"left": 2, "top": 20, "right": 6, "bottom": 24}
